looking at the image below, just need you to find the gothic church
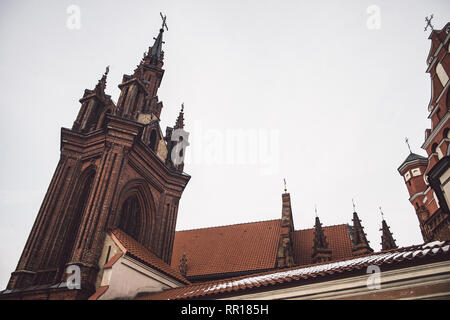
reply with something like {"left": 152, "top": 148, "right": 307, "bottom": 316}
{"left": 1, "top": 17, "right": 450, "bottom": 300}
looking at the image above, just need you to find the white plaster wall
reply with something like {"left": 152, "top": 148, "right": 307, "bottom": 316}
{"left": 99, "top": 256, "right": 182, "bottom": 300}
{"left": 95, "top": 234, "right": 123, "bottom": 289}
{"left": 439, "top": 167, "right": 450, "bottom": 209}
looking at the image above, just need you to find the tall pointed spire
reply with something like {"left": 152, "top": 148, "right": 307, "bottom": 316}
{"left": 312, "top": 216, "right": 332, "bottom": 264}
{"left": 174, "top": 103, "right": 185, "bottom": 129}
{"left": 147, "top": 12, "right": 168, "bottom": 66}
{"left": 118, "top": 14, "right": 169, "bottom": 120}
{"left": 351, "top": 211, "right": 373, "bottom": 256}
{"left": 380, "top": 209, "right": 398, "bottom": 251}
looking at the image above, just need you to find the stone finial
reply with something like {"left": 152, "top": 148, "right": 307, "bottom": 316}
{"left": 179, "top": 252, "right": 187, "bottom": 276}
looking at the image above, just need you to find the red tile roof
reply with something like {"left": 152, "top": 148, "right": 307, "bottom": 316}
{"left": 138, "top": 240, "right": 450, "bottom": 300}
{"left": 292, "top": 224, "right": 354, "bottom": 265}
{"left": 171, "top": 220, "right": 281, "bottom": 278}
{"left": 88, "top": 285, "right": 109, "bottom": 300}
{"left": 110, "top": 228, "right": 190, "bottom": 285}
{"left": 103, "top": 253, "right": 122, "bottom": 269}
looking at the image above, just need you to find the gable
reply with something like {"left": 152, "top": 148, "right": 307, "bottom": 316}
{"left": 110, "top": 228, "right": 190, "bottom": 284}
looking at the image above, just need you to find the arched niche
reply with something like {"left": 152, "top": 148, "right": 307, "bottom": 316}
{"left": 149, "top": 130, "right": 157, "bottom": 151}
{"left": 97, "top": 107, "right": 113, "bottom": 130}
{"left": 114, "top": 179, "right": 156, "bottom": 246}
{"left": 57, "top": 165, "right": 96, "bottom": 274}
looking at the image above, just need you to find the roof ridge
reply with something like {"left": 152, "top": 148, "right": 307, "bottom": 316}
{"left": 138, "top": 240, "right": 450, "bottom": 300}
{"left": 294, "top": 223, "right": 348, "bottom": 232}
{"left": 175, "top": 218, "right": 281, "bottom": 232}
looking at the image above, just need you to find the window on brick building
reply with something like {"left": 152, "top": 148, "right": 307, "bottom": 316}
{"left": 118, "top": 195, "right": 141, "bottom": 240}
{"left": 412, "top": 168, "right": 421, "bottom": 177}
{"left": 149, "top": 130, "right": 157, "bottom": 151}
{"left": 436, "top": 63, "right": 449, "bottom": 87}
{"left": 432, "top": 143, "right": 438, "bottom": 154}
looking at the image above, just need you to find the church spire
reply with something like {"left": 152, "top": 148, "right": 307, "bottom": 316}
{"left": 174, "top": 103, "right": 185, "bottom": 129}
{"left": 146, "top": 12, "right": 168, "bottom": 66}
{"left": 380, "top": 209, "right": 397, "bottom": 250}
{"left": 312, "top": 215, "right": 332, "bottom": 264}
{"left": 351, "top": 211, "right": 373, "bottom": 256}
{"left": 117, "top": 14, "right": 169, "bottom": 120}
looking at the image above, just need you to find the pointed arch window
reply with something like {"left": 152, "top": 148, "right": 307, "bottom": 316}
{"left": 149, "top": 130, "right": 157, "bottom": 152}
{"left": 114, "top": 179, "right": 156, "bottom": 247}
{"left": 55, "top": 166, "right": 96, "bottom": 268}
{"left": 118, "top": 194, "right": 141, "bottom": 240}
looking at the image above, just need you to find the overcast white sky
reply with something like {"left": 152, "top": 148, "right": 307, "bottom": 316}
{"left": 1, "top": 0, "right": 449, "bottom": 289}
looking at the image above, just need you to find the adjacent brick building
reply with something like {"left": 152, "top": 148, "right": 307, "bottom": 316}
{"left": 398, "top": 22, "right": 450, "bottom": 243}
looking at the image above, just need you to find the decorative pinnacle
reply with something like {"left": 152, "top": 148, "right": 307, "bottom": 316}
{"left": 179, "top": 252, "right": 187, "bottom": 276}
{"left": 405, "top": 137, "right": 412, "bottom": 154}
{"left": 283, "top": 178, "right": 287, "bottom": 193}
{"left": 174, "top": 102, "right": 185, "bottom": 129}
{"left": 424, "top": 14, "right": 434, "bottom": 32}
{"left": 95, "top": 65, "right": 109, "bottom": 93}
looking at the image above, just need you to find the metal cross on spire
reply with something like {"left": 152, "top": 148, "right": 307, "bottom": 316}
{"left": 283, "top": 178, "right": 287, "bottom": 193}
{"left": 379, "top": 206, "right": 384, "bottom": 219}
{"left": 405, "top": 137, "right": 412, "bottom": 153}
{"left": 160, "top": 12, "right": 168, "bottom": 31}
{"left": 352, "top": 198, "right": 356, "bottom": 212}
{"left": 424, "top": 14, "right": 434, "bottom": 32}
{"left": 314, "top": 204, "right": 318, "bottom": 217}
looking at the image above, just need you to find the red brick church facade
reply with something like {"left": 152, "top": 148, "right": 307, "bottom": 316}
{"left": 1, "top": 19, "right": 449, "bottom": 300}
{"left": 3, "top": 21, "right": 190, "bottom": 299}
